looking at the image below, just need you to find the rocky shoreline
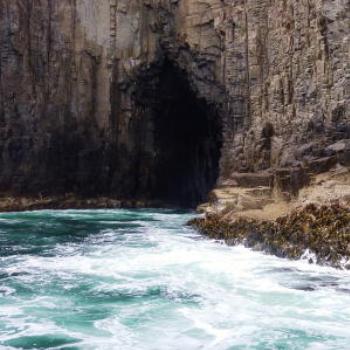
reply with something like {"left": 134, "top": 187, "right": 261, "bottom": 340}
{"left": 0, "top": 195, "right": 176, "bottom": 212}
{"left": 190, "top": 166, "right": 350, "bottom": 269}
{"left": 2, "top": 167, "right": 350, "bottom": 269}
{"left": 189, "top": 204, "right": 350, "bottom": 269}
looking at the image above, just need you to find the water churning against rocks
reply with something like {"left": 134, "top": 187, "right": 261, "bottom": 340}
{"left": 0, "top": 209, "right": 350, "bottom": 349}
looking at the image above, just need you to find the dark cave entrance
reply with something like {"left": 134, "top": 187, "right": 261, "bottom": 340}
{"left": 141, "top": 59, "right": 222, "bottom": 207}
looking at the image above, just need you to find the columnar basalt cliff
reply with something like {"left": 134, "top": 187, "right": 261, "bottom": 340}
{"left": 0, "top": 0, "right": 349, "bottom": 207}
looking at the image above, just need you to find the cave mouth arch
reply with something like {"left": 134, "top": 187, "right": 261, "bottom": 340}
{"left": 133, "top": 58, "right": 223, "bottom": 208}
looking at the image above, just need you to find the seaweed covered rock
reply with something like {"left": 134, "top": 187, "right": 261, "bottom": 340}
{"left": 189, "top": 204, "right": 350, "bottom": 269}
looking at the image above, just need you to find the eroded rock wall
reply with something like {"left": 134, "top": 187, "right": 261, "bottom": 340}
{"left": 218, "top": 0, "right": 350, "bottom": 176}
{"left": 0, "top": 0, "right": 349, "bottom": 202}
{"left": 0, "top": 1, "right": 115, "bottom": 194}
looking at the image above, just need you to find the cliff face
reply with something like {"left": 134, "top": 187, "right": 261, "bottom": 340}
{"left": 0, "top": 0, "right": 349, "bottom": 206}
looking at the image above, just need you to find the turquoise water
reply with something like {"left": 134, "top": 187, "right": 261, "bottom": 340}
{"left": 0, "top": 209, "right": 350, "bottom": 350}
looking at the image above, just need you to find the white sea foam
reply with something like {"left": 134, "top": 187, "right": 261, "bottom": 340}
{"left": 0, "top": 209, "right": 350, "bottom": 349}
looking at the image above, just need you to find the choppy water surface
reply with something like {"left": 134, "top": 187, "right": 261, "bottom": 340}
{"left": 0, "top": 209, "right": 350, "bottom": 350}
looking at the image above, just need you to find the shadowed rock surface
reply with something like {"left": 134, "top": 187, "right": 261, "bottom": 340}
{"left": 0, "top": 0, "right": 349, "bottom": 207}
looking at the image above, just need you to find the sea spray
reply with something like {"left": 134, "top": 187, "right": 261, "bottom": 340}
{"left": 0, "top": 209, "right": 350, "bottom": 349}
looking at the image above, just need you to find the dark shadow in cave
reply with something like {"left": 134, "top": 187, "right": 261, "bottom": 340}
{"left": 148, "top": 59, "right": 222, "bottom": 207}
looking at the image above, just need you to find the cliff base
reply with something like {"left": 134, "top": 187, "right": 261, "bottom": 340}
{"left": 190, "top": 166, "right": 350, "bottom": 269}
{"left": 0, "top": 194, "right": 176, "bottom": 212}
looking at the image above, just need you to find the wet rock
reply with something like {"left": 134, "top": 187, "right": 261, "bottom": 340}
{"left": 189, "top": 204, "right": 350, "bottom": 269}
{"left": 0, "top": 195, "right": 183, "bottom": 212}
